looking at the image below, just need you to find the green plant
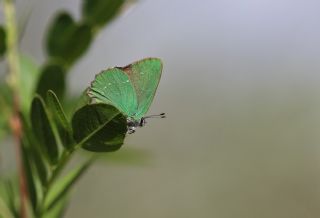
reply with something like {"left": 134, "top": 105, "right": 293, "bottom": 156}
{"left": 0, "top": 0, "right": 156, "bottom": 217}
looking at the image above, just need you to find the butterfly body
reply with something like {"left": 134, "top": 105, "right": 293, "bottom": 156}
{"left": 88, "top": 58, "right": 164, "bottom": 133}
{"left": 126, "top": 117, "right": 146, "bottom": 134}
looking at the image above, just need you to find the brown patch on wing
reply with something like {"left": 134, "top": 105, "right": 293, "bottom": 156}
{"left": 116, "top": 57, "right": 158, "bottom": 76}
{"left": 116, "top": 64, "right": 133, "bottom": 76}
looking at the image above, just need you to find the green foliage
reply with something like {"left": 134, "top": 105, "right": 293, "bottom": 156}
{"left": 72, "top": 104, "right": 127, "bottom": 152}
{"left": 44, "top": 159, "right": 93, "bottom": 212}
{"left": 0, "top": 180, "right": 19, "bottom": 217}
{"left": 21, "top": 112, "right": 49, "bottom": 180}
{"left": 46, "top": 12, "right": 92, "bottom": 66}
{"left": 31, "top": 96, "right": 60, "bottom": 165}
{"left": 42, "top": 196, "right": 68, "bottom": 218}
{"left": 36, "top": 0, "right": 131, "bottom": 102}
{"left": 0, "top": 0, "right": 159, "bottom": 217}
{"left": 21, "top": 139, "right": 40, "bottom": 211}
{"left": 46, "top": 91, "right": 74, "bottom": 150}
{"left": 36, "top": 64, "right": 66, "bottom": 100}
{"left": 82, "top": 0, "right": 126, "bottom": 28}
{"left": 0, "top": 26, "right": 6, "bottom": 57}
{"left": 28, "top": 92, "right": 128, "bottom": 217}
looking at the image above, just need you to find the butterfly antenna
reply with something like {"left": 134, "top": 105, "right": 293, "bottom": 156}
{"left": 144, "top": 113, "right": 166, "bottom": 119}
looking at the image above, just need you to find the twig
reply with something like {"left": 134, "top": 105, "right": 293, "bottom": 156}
{"left": 3, "top": 0, "right": 28, "bottom": 218}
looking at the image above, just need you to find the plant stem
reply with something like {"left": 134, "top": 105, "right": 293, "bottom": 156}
{"left": 3, "top": 1, "right": 28, "bottom": 218}
{"left": 37, "top": 146, "right": 95, "bottom": 216}
{"left": 37, "top": 150, "right": 72, "bottom": 216}
{"left": 3, "top": 0, "right": 20, "bottom": 91}
{"left": 46, "top": 151, "right": 71, "bottom": 195}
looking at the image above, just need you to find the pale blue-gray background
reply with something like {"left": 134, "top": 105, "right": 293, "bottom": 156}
{"left": 12, "top": 0, "right": 320, "bottom": 217}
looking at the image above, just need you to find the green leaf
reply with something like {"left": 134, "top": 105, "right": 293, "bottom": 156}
{"left": 64, "top": 24, "right": 92, "bottom": 64}
{"left": 31, "top": 96, "right": 60, "bottom": 165}
{"left": 72, "top": 103, "right": 127, "bottom": 152}
{"left": 21, "top": 113, "right": 50, "bottom": 187}
{"left": 46, "top": 12, "right": 92, "bottom": 65}
{"left": 19, "top": 55, "right": 40, "bottom": 114}
{"left": 0, "top": 179, "right": 19, "bottom": 218}
{"left": 46, "top": 12, "right": 74, "bottom": 57}
{"left": 82, "top": 0, "right": 126, "bottom": 28}
{"left": 21, "top": 140, "right": 38, "bottom": 212}
{"left": 36, "top": 64, "right": 66, "bottom": 100}
{"left": 44, "top": 159, "right": 93, "bottom": 211}
{"left": 46, "top": 90, "right": 74, "bottom": 150}
{"left": 42, "top": 195, "right": 68, "bottom": 218}
{"left": 0, "top": 26, "right": 6, "bottom": 57}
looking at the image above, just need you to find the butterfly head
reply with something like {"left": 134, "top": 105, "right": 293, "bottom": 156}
{"left": 127, "top": 113, "right": 166, "bottom": 134}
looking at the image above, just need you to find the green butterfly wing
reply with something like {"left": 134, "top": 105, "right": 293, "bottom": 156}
{"left": 88, "top": 68, "right": 138, "bottom": 117}
{"left": 119, "top": 58, "right": 163, "bottom": 119}
{"left": 88, "top": 58, "right": 163, "bottom": 120}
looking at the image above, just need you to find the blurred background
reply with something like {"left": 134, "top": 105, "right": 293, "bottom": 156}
{"left": 7, "top": 0, "right": 320, "bottom": 217}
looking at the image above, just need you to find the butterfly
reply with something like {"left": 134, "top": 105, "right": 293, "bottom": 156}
{"left": 88, "top": 58, "right": 165, "bottom": 134}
